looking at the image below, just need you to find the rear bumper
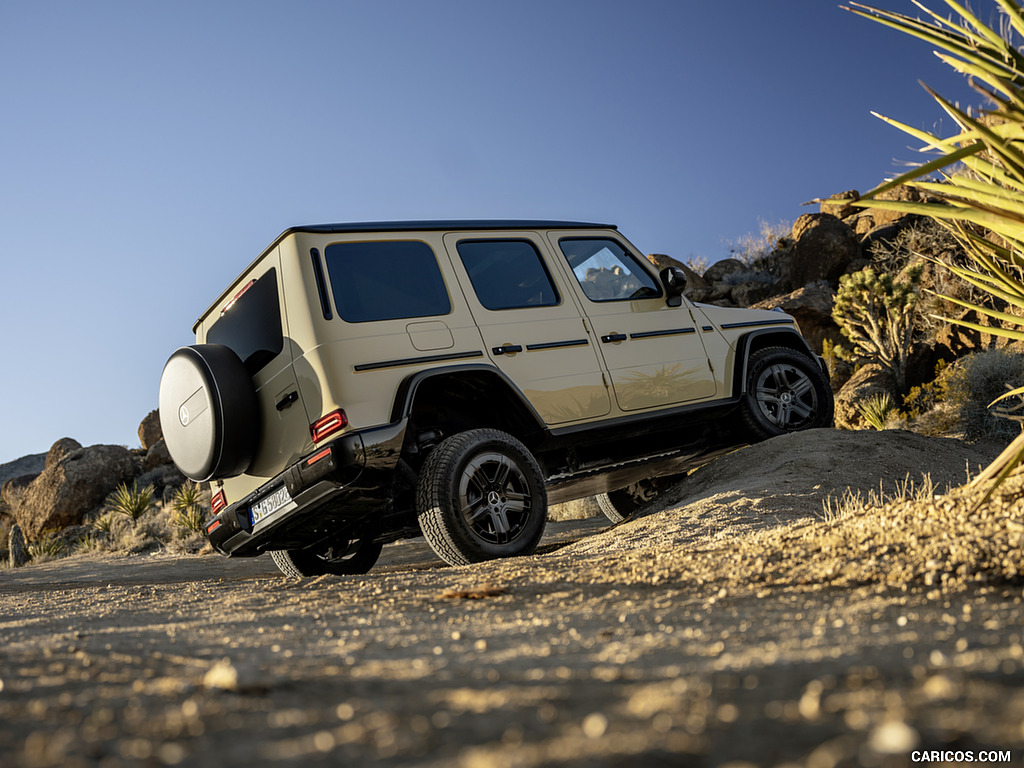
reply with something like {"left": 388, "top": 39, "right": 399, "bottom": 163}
{"left": 206, "top": 420, "right": 407, "bottom": 557}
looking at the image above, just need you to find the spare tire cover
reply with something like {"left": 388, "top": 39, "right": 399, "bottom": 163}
{"left": 158, "top": 344, "right": 260, "bottom": 481}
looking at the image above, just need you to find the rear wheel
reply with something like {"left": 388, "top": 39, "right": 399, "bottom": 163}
{"left": 270, "top": 537, "right": 383, "bottom": 578}
{"left": 740, "top": 346, "right": 834, "bottom": 441}
{"left": 416, "top": 429, "right": 546, "bottom": 566}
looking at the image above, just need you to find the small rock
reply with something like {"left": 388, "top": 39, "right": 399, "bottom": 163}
{"left": 8, "top": 524, "right": 27, "bottom": 568}
{"left": 868, "top": 720, "right": 919, "bottom": 754}
{"left": 582, "top": 712, "right": 608, "bottom": 738}
{"left": 203, "top": 659, "right": 267, "bottom": 693}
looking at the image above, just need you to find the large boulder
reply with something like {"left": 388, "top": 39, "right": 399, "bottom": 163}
{"left": 647, "top": 254, "right": 713, "bottom": 302}
{"left": 752, "top": 281, "right": 840, "bottom": 355}
{"left": 785, "top": 214, "right": 861, "bottom": 290}
{"left": 46, "top": 438, "right": 82, "bottom": 470}
{"left": 871, "top": 184, "right": 930, "bottom": 229}
{"left": 819, "top": 189, "right": 860, "bottom": 220}
{"left": 12, "top": 441, "right": 138, "bottom": 539}
{"left": 703, "top": 258, "right": 747, "bottom": 284}
{"left": 834, "top": 364, "right": 899, "bottom": 431}
{"left": 139, "top": 410, "right": 163, "bottom": 450}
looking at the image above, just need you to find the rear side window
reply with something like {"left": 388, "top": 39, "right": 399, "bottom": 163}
{"left": 559, "top": 238, "right": 661, "bottom": 301}
{"left": 324, "top": 241, "right": 451, "bottom": 322}
{"left": 457, "top": 239, "right": 560, "bottom": 310}
{"left": 207, "top": 268, "right": 284, "bottom": 376}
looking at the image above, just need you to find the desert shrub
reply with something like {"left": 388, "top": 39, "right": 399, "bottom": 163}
{"left": 902, "top": 360, "right": 951, "bottom": 419}
{"left": 685, "top": 254, "right": 710, "bottom": 276}
{"left": 943, "top": 349, "right": 1024, "bottom": 441}
{"left": 106, "top": 482, "right": 156, "bottom": 522}
{"left": 26, "top": 529, "right": 65, "bottom": 562}
{"left": 728, "top": 218, "right": 791, "bottom": 268}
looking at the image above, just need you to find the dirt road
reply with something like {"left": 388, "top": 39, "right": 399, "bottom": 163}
{"left": 3, "top": 430, "right": 1024, "bottom": 767}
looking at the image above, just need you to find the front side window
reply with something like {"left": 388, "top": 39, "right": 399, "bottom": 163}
{"left": 324, "top": 240, "right": 451, "bottom": 323}
{"left": 559, "top": 238, "right": 661, "bottom": 302}
{"left": 207, "top": 268, "right": 284, "bottom": 376}
{"left": 457, "top": 239, "right": 560, "bottom": 310}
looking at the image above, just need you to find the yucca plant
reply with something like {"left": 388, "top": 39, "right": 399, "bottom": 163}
{"left": 845, "top": 0, "right": 1024, "bottom": 505}
{"left": 106, "top": 481, "right": 156, "bottom": 522}
{"left": 170, "top": 480, "right": 208, "bottom": 533}
{"left": 859, "top": 391, "right": 900, "bottom": 430}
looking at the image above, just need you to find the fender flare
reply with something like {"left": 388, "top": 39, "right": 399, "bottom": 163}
{"left": 389, "top": 363, "right": 548, "bottom": 433}
{"left": 731, "top": 328, "right": 822, "bottom": 398}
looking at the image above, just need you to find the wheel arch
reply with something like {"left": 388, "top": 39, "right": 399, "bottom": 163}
{"left": 390, "top": 364, "right": 548, "bottom": 448}
{"left": 731, "top": 328, "right": 820, "bottom": 398}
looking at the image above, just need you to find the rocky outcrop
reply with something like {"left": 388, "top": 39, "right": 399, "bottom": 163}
{"left": 785, "top": 214, "right": 862, "bottom": 290}
{"left": 11, "top": 441, "right": 138, "bottom": 539}
{"left": 139, "top": 410, "right": 162, "bottom": 451}
{"left": 752, "top": 281, "right": 840, "bottom": 354}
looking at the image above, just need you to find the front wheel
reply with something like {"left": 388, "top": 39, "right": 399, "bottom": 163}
{"left": 416, "top": 429, "right": 547, "bottom": 566}
{"left": 739, "top": 346, "right": 834, "bottom": 441}
{"left": 270, "top": 537, "right": 383, "bottom": 578}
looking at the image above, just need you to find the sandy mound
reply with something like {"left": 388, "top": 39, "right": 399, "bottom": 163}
{"left": 562, "top": 428, "right": 1021, "bottom": 590}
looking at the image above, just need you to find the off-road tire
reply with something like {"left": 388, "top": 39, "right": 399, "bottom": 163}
{"left": 740, "top": 346, "right": 834, "bottom": 441}
{"left": 270, "top": 537, "right": 383, "bottom": 578}
{"left": 416, "top": 428, "right": 546, "bottom": 566}
{"left": 595, "top": 475, "right": 684, "bottom": 523}
{"left": 158, "top": 344, "right": 259, "bottom": 481}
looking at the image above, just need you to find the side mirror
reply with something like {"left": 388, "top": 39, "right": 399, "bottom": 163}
{"left": 660, "top": 267, "right": 687, "bottom": 307}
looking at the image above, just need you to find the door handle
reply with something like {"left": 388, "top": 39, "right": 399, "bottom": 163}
{"left": 276, "top": 391, "right": 299, "bottom": 411}
{"left": 492, "top": 344, "right": 523, "bottom": 355}
{"left": 601, "top": 333, "right": 627, "bottom": 343}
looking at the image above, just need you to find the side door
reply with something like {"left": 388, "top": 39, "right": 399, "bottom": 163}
{"left": 546, "top": 231, "right": 718, "bottom": 412}
{"left": 442, "top": 232, "right": 611, "bottom": 425}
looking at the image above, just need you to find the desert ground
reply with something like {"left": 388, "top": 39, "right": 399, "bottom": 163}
{"left": 2, "top": 429, "right": 1023, "bottom": 767}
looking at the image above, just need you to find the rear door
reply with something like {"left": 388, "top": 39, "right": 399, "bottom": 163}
{"left": 442, "top": 232, "right": 611, "bottom": 425}
{"left": 200, "top": 249, "right": 310, "bottom": 480}
{"left": 547, "top": 232, "right": 717, "bottom": 412}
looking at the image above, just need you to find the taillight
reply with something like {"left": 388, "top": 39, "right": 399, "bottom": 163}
{"left": 211, "top": 490, "right": 227, "bottom": 514}
{"left": 310, "top": 409, "right": 348, "bottom": 443}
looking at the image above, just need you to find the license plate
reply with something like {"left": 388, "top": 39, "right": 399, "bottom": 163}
{"left": 250, "top": 485, "right": 293, "bottom": 527}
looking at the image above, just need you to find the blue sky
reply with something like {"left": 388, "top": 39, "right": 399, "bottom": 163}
{"left": 0, "top": 0, "right": 984, "bottom": 463}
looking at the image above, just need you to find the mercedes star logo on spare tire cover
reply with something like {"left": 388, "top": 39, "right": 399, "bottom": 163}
{"left": 158, "top": 344, "right": 260, "bottom": 481}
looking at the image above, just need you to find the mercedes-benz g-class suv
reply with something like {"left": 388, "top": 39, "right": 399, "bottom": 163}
{"left": 158, "top": 220, "right": 832, "bottom": 577}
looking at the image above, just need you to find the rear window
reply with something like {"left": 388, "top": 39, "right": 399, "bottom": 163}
{"left": 324, "top": 241, "right": 451, "bottom": 323}
{"left": 207, "top": 268, "right": 284, "bottom": 376}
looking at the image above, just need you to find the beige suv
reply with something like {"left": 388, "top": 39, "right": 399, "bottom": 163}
{"left": 158, "top": 220, "right": 832, "bottom": 577}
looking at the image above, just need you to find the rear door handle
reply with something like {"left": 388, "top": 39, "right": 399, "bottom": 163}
{"left": 601, "top": 334, "right": 627, "bottom": 343}
{"left": 492, "top": 344, "right": 523, "bottom": 355}
{"left": 276, "top": 392, "right": 299, "bottom": 411}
